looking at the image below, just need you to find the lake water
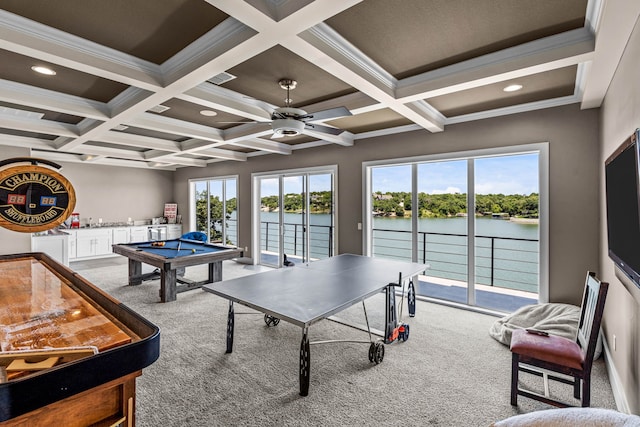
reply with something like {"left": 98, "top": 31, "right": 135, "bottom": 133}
{"left": 259, "top": 212, "right": 539, "bottom": 293}
{"left": 373, "top": 216, "right": 539, "bottom": 293}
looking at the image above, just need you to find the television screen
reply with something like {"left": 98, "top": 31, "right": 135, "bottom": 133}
{"left": 605, "top": 129, "right": 640, "bottom": 287}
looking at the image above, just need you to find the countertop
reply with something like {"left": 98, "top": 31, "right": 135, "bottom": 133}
{"left": 32, "top": 223, "right": 182, "bottom": 236}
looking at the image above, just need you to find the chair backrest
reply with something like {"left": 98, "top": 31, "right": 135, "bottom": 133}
{"left": 576, "top": 271, "right": 609, "bottom": 368}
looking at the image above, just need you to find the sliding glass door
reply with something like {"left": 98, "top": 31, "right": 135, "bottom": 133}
{"left": 364, "top": 145, "right": 547, "bottom": 312}
{"left": 474, "top": 153, "right": 539, "bottom": 311}
{"left": 254, "top": 167, "right": 336, "bottom": 268}
{"left": 283, "top": 175, "right": 307, "bottom": 264}
{"left": 417, "top": 160, "right": 470, "bottom": 305}
{"left": 258, "top": 176, "right": 281, "bottom": 267}
{"left": 308, "top": 173, "right": 334, "bottom": 260}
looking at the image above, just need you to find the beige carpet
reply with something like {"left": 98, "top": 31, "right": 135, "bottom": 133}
{"left": 72, "top": 258, "right": 618, "bottom": 426}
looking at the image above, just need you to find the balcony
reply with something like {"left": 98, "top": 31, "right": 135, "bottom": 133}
{"left": 259, "top": 222, "right": 538, "bottom": 313}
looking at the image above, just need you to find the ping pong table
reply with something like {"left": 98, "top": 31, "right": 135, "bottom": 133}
{"left": 202, "top": 254, "right": 426, "bottom": 396}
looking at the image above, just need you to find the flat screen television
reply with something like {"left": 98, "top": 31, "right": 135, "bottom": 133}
{"left": 605, "top": 129, "right": 640, "bottom": 288}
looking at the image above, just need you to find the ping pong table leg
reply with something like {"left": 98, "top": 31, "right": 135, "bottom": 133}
{"left": 408, "top": 278, "right": 416, "bottom": 317}
{"left": 300, "top": 326, "right": 310, "bottom": 396}
{"left": 384, "top": 285, "right": 398, "bottom": 344}
{"left": 226, "top": 301, "right": 234, "bottom": 353}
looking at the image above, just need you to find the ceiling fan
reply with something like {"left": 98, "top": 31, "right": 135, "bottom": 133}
{"left": 219, "top": 79, "right": 352, "bottom": 138}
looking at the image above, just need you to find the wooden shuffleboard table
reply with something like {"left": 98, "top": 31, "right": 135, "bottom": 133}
{"left": 0, "top": 252, "right": 160, "bottom": 426}
{"left": 112, "top": 238, "right": 243, "bottom": 302}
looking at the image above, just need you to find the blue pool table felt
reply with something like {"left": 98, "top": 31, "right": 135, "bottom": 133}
{"left": 133, "top": 239, "right": 225, "bottom": 258}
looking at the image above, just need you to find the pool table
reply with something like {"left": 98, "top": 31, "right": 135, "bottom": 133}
{"left": 112, "top": 238, "right": 243, "bottom": 302}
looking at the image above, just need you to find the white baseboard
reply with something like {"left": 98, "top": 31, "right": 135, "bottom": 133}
{"left": 602, "top": 333, "right": 632, "bottom": 414}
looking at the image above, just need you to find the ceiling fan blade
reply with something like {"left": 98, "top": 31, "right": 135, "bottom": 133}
{"left": 304, "top": 123, "right": 344, "bottom": 135}
{"left": 214, "top": 121, "right": 260, "bottom": 124}
{"left": 242, "top": 96, "right": 277, "bottom": 115}
{"left": 301, "top": 106, "right": 352, "bottom": 122}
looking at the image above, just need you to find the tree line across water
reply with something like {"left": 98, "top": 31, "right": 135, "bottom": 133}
{"left": 196, "top": 190, "right": 539, "bottom": 233}
{"left": 373, "top": 191, "right": 538, "bottom": 218}
{"left": 260, "top": 191, "right": 538, "bottom": 218}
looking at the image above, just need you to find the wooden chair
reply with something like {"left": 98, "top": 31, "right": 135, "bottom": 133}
{"left": 510, "top": 271, "right": 609, "bottom": 407}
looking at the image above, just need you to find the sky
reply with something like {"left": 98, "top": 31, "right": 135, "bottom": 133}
{"left": 373, "top": 153, "right": 539, "bottom": 195}
{"left": 259, "top": 174, "right": 332, "bottom": 197}
{"left": 195, "top": 178, "right": 237, "bottom": 198}
{"left": 254, "top": 153, "right": 539, "bottom": 197}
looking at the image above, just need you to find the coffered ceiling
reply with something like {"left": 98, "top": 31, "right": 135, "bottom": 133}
{"left": 0, "top": 0, "right": 627, "bottom": 170}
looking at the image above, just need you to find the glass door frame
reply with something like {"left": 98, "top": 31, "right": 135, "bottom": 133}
{"left": 255, "top": 174, "right": 284, "bottom": 267}
{"left": 362, "top": 143, "right": 549, "bottom": 304}
{"left": 283, "top": 173, "right": 308, "bottom": 264}
{"left": 252, "top": 165, "right": 338, "bottom": 267}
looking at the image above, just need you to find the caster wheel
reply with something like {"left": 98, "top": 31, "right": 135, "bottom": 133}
{"left": 264, "top": 314, "right": 280, "bottom": 327}
{"left": 401, "top": 324, "right": 410, "bottom": 342}
{"left": 373, "top": 342, "right": 384, "bottom": 364}
{"left": 368, "top": 342, "right": 375, "bottom": 362}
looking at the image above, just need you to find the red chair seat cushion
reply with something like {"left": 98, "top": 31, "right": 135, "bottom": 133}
{"left": 510, "top": 328, "right": 584, "bottom": 370}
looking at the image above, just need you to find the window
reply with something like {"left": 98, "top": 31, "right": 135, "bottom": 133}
{"left": 190, "top": 176, "right": 238, "bottom": 245}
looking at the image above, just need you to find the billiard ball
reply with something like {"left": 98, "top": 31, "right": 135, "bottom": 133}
{"left": 191, "top": 249, "right": 196, "bottom": 253}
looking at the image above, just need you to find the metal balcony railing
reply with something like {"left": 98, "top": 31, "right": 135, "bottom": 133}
{"left": 258, "top": 221, "right": 538, "bottom": 294}
{"left": 260, "top": 221, "right": 333, "bottom": 260}
{"left": 372, "top": 228, "right": 538, "bottom": 293}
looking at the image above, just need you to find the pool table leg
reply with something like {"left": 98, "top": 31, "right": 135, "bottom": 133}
{"left": 159, "top": 267, "right": 177, "bottom": 302}
{"left": 128, "top": 260, "right": 142, "bottom": 286}
{"left": 208, "top": 261, "right": 223, "bottom": 283}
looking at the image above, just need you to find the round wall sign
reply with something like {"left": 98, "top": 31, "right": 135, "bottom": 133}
{"left": 0, "top": 163, "right": 76, "bottom": 233}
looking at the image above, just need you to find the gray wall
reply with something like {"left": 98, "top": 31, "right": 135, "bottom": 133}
{"left": 0, "top": 146, "right": 32, "bottom": 254}
{"left": 56, "top": 162, "right": 175, "bottom": 226}
{"left": 599, "top": 17, "right": 640, "bottom": 413}
{"left": 174, "top": 103, "right": 600, "bottom": 306}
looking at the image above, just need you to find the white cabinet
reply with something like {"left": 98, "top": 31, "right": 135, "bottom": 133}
{"left": 67, "top": 230, "right": 77, "bottom": 260}
{"left": 167, "top": 224, "right": 183, "bottom": 240}
{"left": 112, "top": 227, "right": 130, "bottom": 244}
{"left": 32, "top": 232, "right": 70, "bottom": 266}
{"left": 75, "top": 229, "right": 112, "bottom": 258}
{"left": 65, "top": 224, "right": 181, "bottom": 261}
{"left": 129, "top": 226, "right": 148, "bottom": 243}
{"left": 148, "top": 226, "right": 166, "bottom": 241}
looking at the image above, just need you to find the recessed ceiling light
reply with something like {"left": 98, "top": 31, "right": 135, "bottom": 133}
{"left": 503, "top": 84, "right": 523, "bottom": 92}
{"left": 200, "top": 110, "right": 218, "bottom": 117}
{"left": 31, "top": 65, "right": 56, "bottom": 76}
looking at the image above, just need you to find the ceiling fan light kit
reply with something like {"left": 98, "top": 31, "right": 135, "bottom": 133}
{"left": 272, "top": 117, "right": 305, "bottom": 137}
{"left": 270, "top": 106, "right": 306, "bottom": 136}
